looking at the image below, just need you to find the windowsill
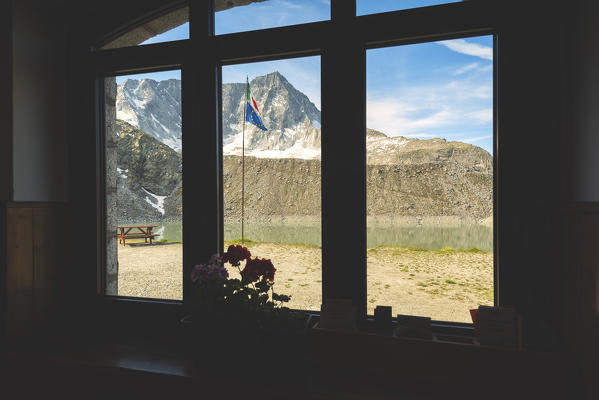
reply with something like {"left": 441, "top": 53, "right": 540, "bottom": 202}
{"left": 3, "top": 316, "right": 580, "bottom": 399}
{"left": 311, "top": 326, "right": 585, "bottom": 397}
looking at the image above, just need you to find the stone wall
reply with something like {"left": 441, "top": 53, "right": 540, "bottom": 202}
{"left": 105, "top": 77, "right": 118, "bottom": 295}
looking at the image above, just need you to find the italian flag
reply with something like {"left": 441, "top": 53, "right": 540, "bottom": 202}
{"left": 246, "top": 79, "right": 262, "bottom": 117}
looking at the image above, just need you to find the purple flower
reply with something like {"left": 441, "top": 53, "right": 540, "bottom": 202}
{"left": 208, "top": 253, "right": 223, "bottom": 265}
{"left": 191, "top": 262, "right": 228, "bottom": 283}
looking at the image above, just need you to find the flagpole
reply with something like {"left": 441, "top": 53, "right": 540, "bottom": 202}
{"left": 241, "top": 76, "right": 247, "bottom": 246}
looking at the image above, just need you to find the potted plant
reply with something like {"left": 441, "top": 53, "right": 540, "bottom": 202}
{"left": 183, "top": 245, "right": 310, "bottom": 381}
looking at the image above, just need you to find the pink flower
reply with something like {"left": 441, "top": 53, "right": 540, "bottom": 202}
{"left": 223, "top": 245, "right": 251, "bottom": 266}
{"left": 208, "top": 253, "right": 223, "bottom": 265}
{"left": 191, "top": 262, "right": 229, "bottom": 283}
{"left": 241, "top": 257, "right": 276, "bottom": 282}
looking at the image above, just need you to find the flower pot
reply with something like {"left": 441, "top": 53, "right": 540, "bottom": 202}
{"left": 181, "top": 311, "right": 313, "bottom": 386}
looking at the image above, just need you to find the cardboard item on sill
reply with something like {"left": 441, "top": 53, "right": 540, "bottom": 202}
{"left": 319, "top": 299, "right": 357, "bottom": 332}
{"left": 394, "top": 314, "right": 433, "bottom": 340}
{"left": 476, "top": 305, "right": 517, "bottom": 348}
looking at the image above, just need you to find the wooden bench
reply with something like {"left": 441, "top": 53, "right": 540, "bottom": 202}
{"left": 117, "top": 225, "right": 159, "bottom": 246}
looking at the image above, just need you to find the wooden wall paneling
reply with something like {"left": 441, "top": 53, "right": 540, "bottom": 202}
{"left": 6, "top": 208, "right": 34, "bottom": 338}
{"left": 33, "top": 206, "right": 70, "bottom": 336}
{"left": 0, "top": 204, "right": 6, "bottom": 343}
{"left": 562, "top": 204, "right": 599, "bottom": 399}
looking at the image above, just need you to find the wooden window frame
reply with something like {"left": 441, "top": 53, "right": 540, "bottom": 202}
{"left": 81, "top": 0, "right": 503, "bottom": 331}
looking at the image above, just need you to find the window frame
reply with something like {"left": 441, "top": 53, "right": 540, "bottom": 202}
{"left": 87, "top": 0, "right": 502, "bottom": 331}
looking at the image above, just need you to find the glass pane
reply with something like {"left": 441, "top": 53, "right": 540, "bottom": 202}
{"left": 215, "top": 0, "right": 330, "bottom": 35}
{"left": 104, "top": 70, "right": 182, "bottom": 300}
{"left": 366, "top": 36, "right": 494, "bottom": 322}
{"left": 221, "top": 56, "right": 322, "bottom": 310}
{"left": 357, "top": 0, "right": 461, "bottom": 16}
{"left": 100, "top": 7, "right": 189, "bottom": 49}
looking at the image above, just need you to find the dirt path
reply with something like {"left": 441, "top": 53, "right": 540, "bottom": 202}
{"left": 117, "top": 242, "right": 492, "bottom": 322}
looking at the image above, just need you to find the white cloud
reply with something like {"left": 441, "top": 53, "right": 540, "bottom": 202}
{"left": 466, "top": 109, "right": 493, "bottom": 124}
{"left": 367, "top": 81, "right": 493, "bottom": 139}
{"left": 439, "top": 39, "right": 493, "bottom": 61}
{"left": 454, "top": 62, "right": 480, "bottom": 75}
{"left": 462, "top": 135, "right": 493, "bottom": 143}
{"left": 367, "top": 97, "right": 454, "bottom": 136}
{"left": 402, "top": 133, "right": 438, "bottom": 138}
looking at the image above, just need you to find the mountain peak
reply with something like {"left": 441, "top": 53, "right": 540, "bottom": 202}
{"left": 222, "top": 72, "right": 322, "bottom": 158}
{"left": 250, "top": 70, "right": 291, "bottom": 89}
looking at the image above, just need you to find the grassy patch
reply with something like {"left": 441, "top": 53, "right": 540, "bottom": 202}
{"left": 405, "top": 246, "right": 429, "bottom": 252}
{"left": 224, "top": 238, "right": 323, "bottom": 249}
{"left": 460, "top": 247, "right": 488, "bottom": 254}
{"left": 445, "top": 279, "right": 457, "bottom": 284}
{"left": 224, "top": 238, "right": 256, "bottom": 246}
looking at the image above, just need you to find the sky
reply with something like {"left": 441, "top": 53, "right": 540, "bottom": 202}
{"left": 115, "top": 0, "right": 493, "bottom": 154}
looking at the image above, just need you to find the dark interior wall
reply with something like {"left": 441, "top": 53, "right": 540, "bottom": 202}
{"left": 1, "top": 0, "right": 597, "bottom": 395}
{"left": 491, "top": 1, "right": 563, "bottom": 350}
{"left": 12, "top": 0, "right": 68, "bottom": 202}
{"left": 564, "top": 0, "right": 599, "bottom": 201}
{"left": 560, "top": 1, "right": 599, "bottom": 397}
{"left": 0, "top": 1, "right": 12, "bottom": 202}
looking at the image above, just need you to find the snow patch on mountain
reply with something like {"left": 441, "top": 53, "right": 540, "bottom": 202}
{"left": 117, "top": 72, "right": 323, "bottom": 156}
{"left": 116, "top": 78, "right": 182, "bottom": 152}
{"left": 117, "top": 167, "right": 128, "bottom": 179}
{"left": 142, "top": 187, "right": 167, "bottom": 215}
{"left": 117, "top": 110, "right": 138, "bottom": 128}
{"left": 223, "top": 121, "right": 321, "bottom": 159}
{"left": 367, "top": 132, "right": 410, "bottom": 155}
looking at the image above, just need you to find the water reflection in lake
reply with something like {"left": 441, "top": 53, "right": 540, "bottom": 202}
{"left": 149, "top": 220, "right": 492, "bottom": 251}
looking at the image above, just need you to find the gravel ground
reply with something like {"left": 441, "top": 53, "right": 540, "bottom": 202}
{"left": 117, "top": 242, "right": 492, "bottom": 323}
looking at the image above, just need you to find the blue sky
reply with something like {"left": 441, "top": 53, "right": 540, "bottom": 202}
{"left": 367, "top": 36, "right": 493, "bottom": 153}
{"left": 116, "top": 0, "right": 493, "bottom": 154}
{"left": 357, "top": 0, "right": 460, "bottom": 15}
{"left": 222, "top": 57, "right": 321, "bottom": 109}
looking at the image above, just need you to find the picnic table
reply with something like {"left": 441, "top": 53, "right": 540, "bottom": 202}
{"left": 117, "top": 225, "right": 159, "bottom": 246}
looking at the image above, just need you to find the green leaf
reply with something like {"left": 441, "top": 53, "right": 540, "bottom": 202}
{"left": 272, "top": 292, "right": 291, "bottom": 303}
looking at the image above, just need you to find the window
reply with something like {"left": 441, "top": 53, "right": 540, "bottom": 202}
{"left": 366, "top": 36, "right": 494, "bottom": 322}
{"left": 221, "top": 56, "right": 322, "bottom": 311}
{"left": 357, "top": 0, "right": 461, "bottom": 16}
{"left": 99, "top": 6, "right": 189, "bottom": 49}
{"left": 104, "top": 70, "right": 183, "bottom": 300}
{"left": 90, "top": 0, "right": 498, "bottom": 327}
{"left": 215, "top": 0, "right": 330, "bottom": 35}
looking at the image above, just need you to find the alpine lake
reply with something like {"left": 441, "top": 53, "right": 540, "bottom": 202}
{"left": 148, "top": 219, "right": 493, "bottom": 252}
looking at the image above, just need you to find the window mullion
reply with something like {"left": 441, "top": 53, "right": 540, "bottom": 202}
{"left": 331, "top": 0, "right": 356, "bottom": 21}
{"left": 182, "top": 0, "right": 220, "bottom": 306}
{"left": 322, "top": 7, "right": 367, "bottom": 318}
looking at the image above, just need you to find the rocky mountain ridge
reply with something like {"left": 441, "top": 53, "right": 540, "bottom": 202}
{"left": 114, "top": 73, "right": 492, "bottom": 223}
{"left": 222, "top": 72, "right": 321, "bottom": 158}
{"left": 117, "top": 79, "right": 182, "bottom": 151}
{"left": 114, "top": 123, "right": 491, "bottom": 222}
